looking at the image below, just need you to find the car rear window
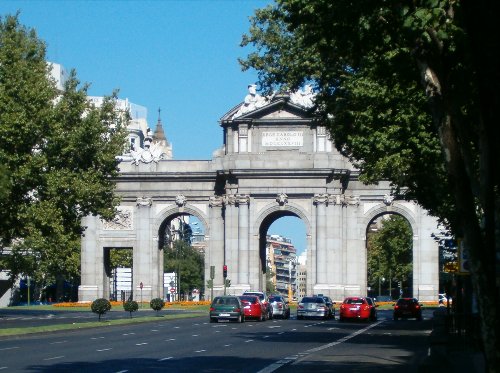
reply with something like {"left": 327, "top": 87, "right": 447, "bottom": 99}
{"left": 345, "top": 298, "right": 365, "bottom": 304}
{"left": 269, "top": 296, "right": 282, "bottom": 302}
{"left": 397, "top": 298, "right": 416, "bottom": 305}
{"left": 301, "top": 297, "right": 324, "bottom": 303}
{"left": 239, "top": 296, "right": 258, "bottom": 304}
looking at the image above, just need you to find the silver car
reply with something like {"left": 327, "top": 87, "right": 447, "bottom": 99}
{"left": 268, "top": 295, "right": 290, "bottom": 319}
{"left": 297, "top": 296, "right": 329, "bottom": 320}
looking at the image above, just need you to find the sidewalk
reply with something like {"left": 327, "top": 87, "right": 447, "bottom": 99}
{"left": 417, "top": 307, "right": 485, "bottom": 372}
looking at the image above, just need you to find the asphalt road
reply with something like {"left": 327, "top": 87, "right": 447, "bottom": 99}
{"left": 0, "top": 309, "right": 434, "bottom": 372}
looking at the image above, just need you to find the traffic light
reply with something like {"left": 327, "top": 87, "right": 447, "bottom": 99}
{"left": 223, "top": 265, "right": 227, "bottom": 278}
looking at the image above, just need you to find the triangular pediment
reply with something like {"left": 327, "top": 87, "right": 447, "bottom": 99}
{"left": 220, "top": 95, "right": 315, "bottom": 123}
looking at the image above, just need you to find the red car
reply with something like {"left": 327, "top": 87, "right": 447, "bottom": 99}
{"left": 393, "top": 298, "right": 422, "bottom": 320}
{"left": 339, "top": 297, "right": 378, "bottom": 322}
{"left": 238, "top": 295, "right": 267, "bottom": 321}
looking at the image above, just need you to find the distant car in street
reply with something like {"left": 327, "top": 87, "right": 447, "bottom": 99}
{"left": 209, "top": 296, "right": 245, "bottom": 323}
{"left": 438, "top": 293, "right": 452, "bottom": 305}
{"left": 320, "top": 295, "right": 336, "bottom": 319}
{"left": 268, "top": 295, "right": 290, "bottom": 319}
{"left": 339, "top": 296, "right": 378, "bottom": 322}
{"left": 374, "top": 295, "right": 393, "bottom": 303}
{"left": 238, "top": 295, "right": 267, "bottom": 321}
{"left": 243, "top": 291, "right": 273, "bottom": 319}
{"left": 297, "top": 296, "right": 330, "bottom": 320}
{"left": 393, "top": 298, "right": 423, "bottom": 320}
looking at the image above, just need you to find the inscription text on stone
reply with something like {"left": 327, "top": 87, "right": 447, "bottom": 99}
{"left": 262, "top": 131, "right": 303, "bottom": 147}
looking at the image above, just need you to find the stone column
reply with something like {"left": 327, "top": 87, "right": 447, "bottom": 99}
{"left": 237, "top": 195, "right": 250, "bottom": 286}
{"left": 134, "top": 197, "right": 153, "bottom": 301}
{"left": 224, "top": 195, "right": 238, "bottom": 285}
{"left": 209, "top": 196, "right": 225, "bottom": 292}
{"left": 78, "top": 215, "right": 100, "bottom": 301}
{"left": 314, "top": 194, "right": 328, "bottom": 285}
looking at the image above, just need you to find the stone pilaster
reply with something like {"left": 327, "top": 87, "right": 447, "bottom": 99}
{"left": 236, "top": 195, "right": 250, "bottom": 286}
{"left": 313, "top": 194, "right": 328, "bottom": 285}
{"left": 209, "top": 196, "right": 225, "bottom": 290}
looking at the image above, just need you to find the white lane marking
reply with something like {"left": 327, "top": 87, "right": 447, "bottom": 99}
{"left": 268, "top": 326, "right": 281, "bottom": 329}
{"left": 277, "top": 332, "right": 284, "bottom": 335}
{"left": 257, "top": 320, "right": 384, "bottom": 373}
{"left": 192, "top": 334, "right": 199, "bottom": 337}
{"left": 50, "top": 340, "right": 68, "bottom": 344}
{"left": 263, "top": 335, "right": 270, "bottom": 338}
{"left": 224, "top": 344, "right": 231, "bottom": 347}
{"left": 174, "top": 326, "right": 180, "bottom": 329}
{"left": 245, "top": 339, "right": 254, "bottom": 343}
{"left": 115, "top": 370, "right": 128, "bottom": 373}
{"left": 0, "top": 367, "right": 8, "bottom": 370}
{"left": 166, "top": 338, "right": 176, "bottom": 341}
{"left": 151, "top": 329, "right": 159, "bottom": 332}
{"left": 44, "top": 356, "right": 64, "bottom": 361}
{"left": 97, "top": 348, "right": 112, "bottom": 352}
{"left": 91, "top": 337, "right": 105, "bottom": 340}
{"left": 158, "top": 357, "right": 173, "bottom": 361}
{"left": 195, "top": 350, "right": 206, "bottom": 353}
{"left": 122, "top": 333, "right": 135, "bottom": 336}
{"left": 0, "top": 347, "right": 19, "bottom": 351}
{"left": 136, "top": 343, "right": 148, "bottom": 346}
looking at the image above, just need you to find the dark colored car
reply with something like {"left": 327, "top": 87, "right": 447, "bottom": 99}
{"left": 243, "top": 291, "right": 273, "bottom": 319}
{"left": 339, "top": 296, "right": 378, "bottom": 322}
{"left": 238, "top": 295, "right": 267, "bottom": 321}
{"left": 297, "top": 296, "right": 330, "bottom": 320}
{"left": 393, "top": 298, "right": 422, "bottom": 320}
{"left": 321, "top": 295, "right": 336, "bottom": 319}
{"left": 268, "top": 295, "right": 290, "bottom": 319}
{"left": 209, "top": 296, "right": 244, "bottom": 323}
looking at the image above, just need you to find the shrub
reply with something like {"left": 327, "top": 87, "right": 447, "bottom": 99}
{"left": 150, "top": 298, "right": 165, "bottom": 315}
{"left": 123, "top": 300, "right": 139, "bottom": 318}
{"left": 91, "top": 298, "right": 112, "bottom": 321}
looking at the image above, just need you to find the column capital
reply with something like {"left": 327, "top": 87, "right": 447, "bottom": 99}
{"left": 136, "top": 196, "right": 152, "bottom": 207}
{"left": 235, "top": 194, "right": 250, "bottom": 206}
{"left": 313, "top": 193, "right": 329, "bottom": 205}
{"left": 209, "top": 195, "right": 224, "bottom": 208}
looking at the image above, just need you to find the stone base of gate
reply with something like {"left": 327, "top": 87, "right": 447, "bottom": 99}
{"left": 78, "top": 285, "right": 100, "bottom": 302}
{"left": 314, "top": 284, "right": 363, "bottom": 303}
{"left": 227, "top": 284, "right": 251, "bottom": 296}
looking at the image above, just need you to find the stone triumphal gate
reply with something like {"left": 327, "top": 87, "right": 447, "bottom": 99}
{"left": 78, "top": 87, "right": 439, "bottom": 303}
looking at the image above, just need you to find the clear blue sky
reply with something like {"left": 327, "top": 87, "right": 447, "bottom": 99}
{"left": 1, "top": 0, "right": 307, "bottom": 254}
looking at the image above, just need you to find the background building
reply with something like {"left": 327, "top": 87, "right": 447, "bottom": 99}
{"left": 267, "top": 234, "right": 297, "bottom": 299}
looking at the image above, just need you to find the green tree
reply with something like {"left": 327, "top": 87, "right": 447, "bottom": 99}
{"left": 367, "top": 215, "right": 412, "bottom": 295}
{"left": 123, "top": 300, "right": 138, "bottom": 318}
{"left": 240, "top": 1, "right": 499, "bottom": 369}
{"left": 164, "top": 240, "right": 204, "bottom": 297}
{"left": 0, "top": 14, "right": 128, "bottom": 289}
{"left": 91, "top": 298, "right": 111, "bottom": 321}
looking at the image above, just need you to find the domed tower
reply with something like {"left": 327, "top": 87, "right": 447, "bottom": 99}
{"left": 153, "top": 108, "right": 173, "bottom": 159}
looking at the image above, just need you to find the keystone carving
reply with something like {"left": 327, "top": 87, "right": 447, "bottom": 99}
{"left": 175, "top": 194, "right": 187, "bottom": 207}
{"left": 276, "top": 193, "right": 288, "bottom": 206}
{"left": 383, "top": 194, "right": 395, "bottom": 206}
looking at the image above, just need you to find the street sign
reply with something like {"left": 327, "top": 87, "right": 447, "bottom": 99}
{"left": 170, "top": 288, "right": 176, "bottom": 293}
{"left": 140, "top": 282, "right": 143, "bottom": 289}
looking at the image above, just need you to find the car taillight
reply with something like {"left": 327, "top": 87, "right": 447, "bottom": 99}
{"left": 235, "top": 308, "right": 241, "bottom": 312}
{"left": 394, "top": 305, "right": 400, "bottom": 310}
{"left": 277, "top": 303, "right": 283, "bottom": 309}
{"left": 298, "top": 304, "right": 304, "bottom": 309}
{"left": 210, "top": 307, "right": 215, "bottom": 311}
{"left": 415, "top": 305, "right": 420, "bottom": 309}
{"left": 362, "top": 305, "right": 369, "bottom": 311}
{"left": 340, "top": 304, "right": 345, "bottom": 310}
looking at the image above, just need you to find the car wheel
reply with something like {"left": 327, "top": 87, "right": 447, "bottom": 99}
{"left": 241, "top": 315, "right": 245, "bottom": 323}
{"left": 417, "top": 315, "right": 422, "bottom": 321}
{"left": 236, "top": 314, "right": 242, "bottom": 323}
{"left": 286, "top": 311, "right": 290, "bottom": 319}
{"left": 339, "top": 316, "right": 344, "bottom": 322}
{"left": 260, "top": 312, "right": 265, "bottom": 322}
{"left": 393, "top": 315, "right": 398, "bottom": 321}
{"left": 297, "top": 315, "right": 303, "bottom": 320}
{"left": 210, "top": 317, "right": 217, "bottom": 323}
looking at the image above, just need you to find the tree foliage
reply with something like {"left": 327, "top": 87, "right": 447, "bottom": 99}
{"left": 240, "top": 1, "right": 499, "bottom": 369}
{"left": 0, "top": 14, "right": 128, "bottom": 286}
{"left": 123, "top": 300, "right": 139, "bottom": 318}
{"left": 164, "top": 240, "right": 204, "bottom": 295}
{"left": 367, "top": 215, "right": 412, "bottom": 290}
{"left": 91, "top": 298, "right": 111, "bottom": 321}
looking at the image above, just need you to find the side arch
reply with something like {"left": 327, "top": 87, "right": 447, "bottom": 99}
{"left": 153, "top": 204, "right": 210, "bottom": 239}
{"left": 362, "top": 202, "right": 419, "bottom": 239}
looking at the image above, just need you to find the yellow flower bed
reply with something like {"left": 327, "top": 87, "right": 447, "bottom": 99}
{"left": 53, "top": 300, "right": 211, "bottom": 308}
